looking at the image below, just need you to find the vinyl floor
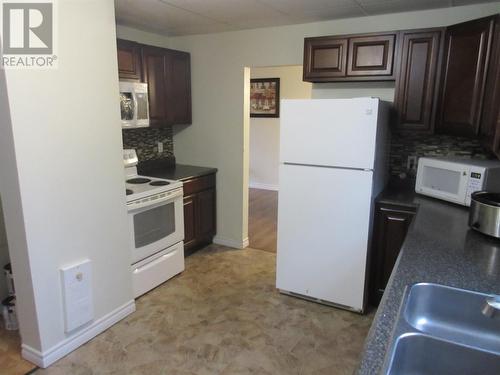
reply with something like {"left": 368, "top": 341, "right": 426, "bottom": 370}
{"left": 34, "top": 245, "right": 374, "bottom": 375}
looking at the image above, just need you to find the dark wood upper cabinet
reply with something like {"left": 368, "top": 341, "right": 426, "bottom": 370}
{"left": 347, "top": 34, "right": 396, "bottom": 77}
{"left": 480, "top": 15, "right": 500, "bottom": 158}
{"left": 436, "top": 16, "right": 495, "bottom": 137}
{"left": 303, "top": 32, "right": 397, "bottom": 82}
{"left": 139, "top": 45, "right": 192, "bottom": 127}
{"left": 117, "top": 39, "right": 142, "bottom": 81}
{"left": 303, "top": 37, "right": 348, "bottom": 80}
{"left": 394, "top": 29, "right": 444, "bottom": 132}
{"left": 166, "top": 50, "right": 192, "bottom": 125}
{"left": 141, "top": 46, "right": 168, "bottom": 127}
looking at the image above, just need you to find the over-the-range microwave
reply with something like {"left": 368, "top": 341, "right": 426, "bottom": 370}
{"left": 119, "top": 81, "right": 149, "bottom": 128}
{"left": 415, "top": 157, "right": 500, "bottom": 206}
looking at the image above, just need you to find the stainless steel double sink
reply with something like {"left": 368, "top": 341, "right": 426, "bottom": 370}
{"left": 382, "top": 283, "right": 500, "bottom": 374}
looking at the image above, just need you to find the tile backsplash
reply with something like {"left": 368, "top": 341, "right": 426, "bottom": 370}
{"left": 389, "top": 132, "right": 491, "bottom": 177}
{"left": 122, "top": 127, "right": 174, "bottom": 161}
{"left": 122, "top": 126, "right": 492, "bottom": 176}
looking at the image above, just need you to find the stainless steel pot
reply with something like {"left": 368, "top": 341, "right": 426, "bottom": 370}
{"left": 469, "top": 191, "right": 500, "bottom": 238}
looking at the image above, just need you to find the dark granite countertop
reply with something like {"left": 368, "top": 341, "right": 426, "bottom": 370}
{"left": 357, "top": 182, "right": 500, "bottom": 374}
{"left": 138, "top": 159, "right": 217, "bottom": 181}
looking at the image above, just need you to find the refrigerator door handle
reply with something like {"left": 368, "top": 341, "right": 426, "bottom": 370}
{"left": 283, "top": 162, "right": 373, "bottom": 172}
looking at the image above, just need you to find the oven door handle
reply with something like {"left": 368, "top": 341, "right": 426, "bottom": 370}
{"left": 127, "top": 189, "right": 183, "bottom": 212}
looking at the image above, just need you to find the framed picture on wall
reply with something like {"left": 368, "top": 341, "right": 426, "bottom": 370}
{"left": 250, "top": 78, "right": 280, "bottom": 118}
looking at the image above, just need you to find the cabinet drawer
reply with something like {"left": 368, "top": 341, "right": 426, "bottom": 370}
{"left": 131, "top": 242, "right": 184, "bottom": 298}
{"left": 183, "top": 174, "right": 216, "bottom": 196}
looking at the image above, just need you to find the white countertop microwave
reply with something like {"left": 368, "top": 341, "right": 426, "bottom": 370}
{"left": 415, "top": 157, "right": 500, "bottom": 206}
{"left": 120, "top": 81, "right": 149, "bottom": 128}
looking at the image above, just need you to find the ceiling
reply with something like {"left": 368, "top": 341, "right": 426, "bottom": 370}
{"left": 115, "top": 0, "right": 497, "bottom": 36}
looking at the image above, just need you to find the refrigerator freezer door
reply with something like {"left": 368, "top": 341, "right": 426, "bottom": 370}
{"left": 280, "top": 98, "right": 379, "bottom": 170}
{"left": 276, "top": 164, "right": 373, "bottom": 311}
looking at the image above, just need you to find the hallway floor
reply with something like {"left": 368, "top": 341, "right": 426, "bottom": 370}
{"left": 35, "top": 245, "right": 373, "bottom": 375}
{"left": 0, "top": 325, "right": 36, "bottom": 375}
{"left": 248, "top": 188, "right": 278, "bottom": 253}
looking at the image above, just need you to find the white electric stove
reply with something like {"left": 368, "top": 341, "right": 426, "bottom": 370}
{"left": 123, "top": 149, "right": 185, "bottom": 298}
{"left": 124, "top": 149, "right": 182, "bottom": 202}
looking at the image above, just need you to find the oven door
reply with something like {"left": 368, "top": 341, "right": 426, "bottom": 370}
{"left": 128, "top": 188, "right": 184, "bottom": 264}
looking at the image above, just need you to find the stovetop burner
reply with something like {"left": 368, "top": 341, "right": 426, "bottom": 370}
{"left": 127, "top": 177, "right": 151, "bottom": 184}
{"left": 126, "top": 189, "right": 133, "bottom": 196}
{"left": 150, "top": 181, "right": 170, "bottom": 186}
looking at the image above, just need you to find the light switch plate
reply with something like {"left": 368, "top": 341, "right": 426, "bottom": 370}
{"left": 60, "top": 259, "right": 93, "bottom": 333}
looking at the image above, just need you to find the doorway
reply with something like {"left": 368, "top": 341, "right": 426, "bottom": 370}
{"left": 0, "top": 198, "right": 35, "bottom": 374}
{"left": 247, "top": 65, "right": 311, "bottom": 253}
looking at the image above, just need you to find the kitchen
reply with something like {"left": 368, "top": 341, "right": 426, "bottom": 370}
{"left": 0, "top": 0, "right": 500, "bottom": 374}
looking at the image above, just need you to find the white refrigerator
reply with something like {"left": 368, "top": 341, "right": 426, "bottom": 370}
{"left": 276, "top": 98, "right": 390, "bottom": 313}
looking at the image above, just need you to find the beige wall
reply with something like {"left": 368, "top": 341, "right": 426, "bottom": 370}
{"left": 118, "top": 2, "right": 500, "bottom": 247}
{"left": 0, "top": 0, "right": 133, "bottom": 363}
{"left": 250, "top": 66, "right": 311, "bottom": 190}
{"left": 0, "top": 197, "right": 6, "bottom": 248}
{"left": 0, "top": 197, "right": 9, "bottom": 300}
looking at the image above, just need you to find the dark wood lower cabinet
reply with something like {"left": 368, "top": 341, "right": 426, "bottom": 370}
{"left": 182, "top": 174, "right": 216, "bottom": 256}
{"left": 183, "top": 194, "right": 197, "bottom": 250}
{"left": 370, "top": 202, "right": 416, "bottom": 306}
{"left": 197, "top": 188, "right": 216, "bottom": 241}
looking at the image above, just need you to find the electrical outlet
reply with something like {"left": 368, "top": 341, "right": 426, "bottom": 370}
{"left": 157, "top": 142, "right": 163, "bottom": 154}
{"left": 407, "top": 155, "right": 417, "bottom": 171}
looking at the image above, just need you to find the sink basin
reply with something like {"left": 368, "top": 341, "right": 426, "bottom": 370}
{"left": 387, "top": 333, "right": 500, "bottom": 375}
{"left": 404, "top": 283, "right": 500, "bottom": 353}
{"left": 382, "top": 283, "right": 500, "bottom": 374}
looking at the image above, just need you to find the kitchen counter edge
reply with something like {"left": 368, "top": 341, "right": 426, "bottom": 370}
{"left": 357, "top": 184, "right": 500, "bottom": 374}
{"left": 139, "top": 162, "right": 218, "bottom": 182}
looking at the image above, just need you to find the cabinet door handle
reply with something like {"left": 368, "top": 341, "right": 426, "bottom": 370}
{"left": 387, "top": 216, "right": 406, "bottom": 222}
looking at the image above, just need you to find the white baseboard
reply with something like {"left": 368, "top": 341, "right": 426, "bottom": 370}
{"left": 22, "top": 300, "right": 136, "bottom": 368}
{"left": 213, "top": 236, "right": 249, "bottom": 249}
{"left": 249, "top": 182, "right": 279, "bottom": 191}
